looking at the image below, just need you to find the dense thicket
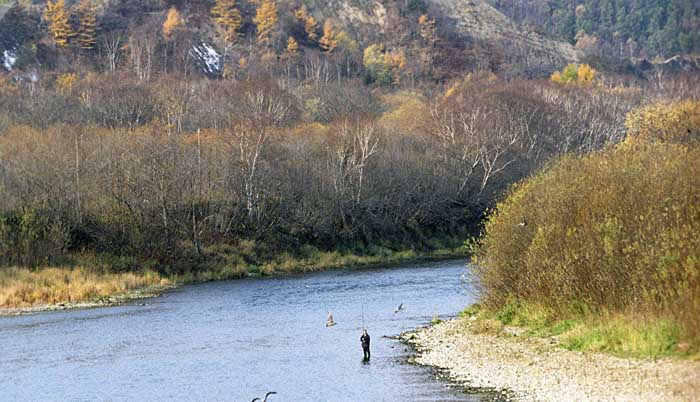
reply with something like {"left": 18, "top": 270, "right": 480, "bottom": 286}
{"left": 491, "top": 0, "right": 700, "bottom": 58}
{"left": 474, "top": 101, "right": 700, "bottom": 339}
{"left": 0, "top": 72, "right": 639, "bottom": 273}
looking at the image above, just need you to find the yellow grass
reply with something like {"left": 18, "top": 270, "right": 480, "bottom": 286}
{"left": 0, "top": 267, "right": 169, "bottom": 308}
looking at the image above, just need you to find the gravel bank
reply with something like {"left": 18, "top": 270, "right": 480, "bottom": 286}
{"left": 403, "top": 318, "right": 700, "bottom": 402}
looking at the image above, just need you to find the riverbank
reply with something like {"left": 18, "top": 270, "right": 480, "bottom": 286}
{"left": 403, "top": 317, "right": 700, "bottom": 402}
{"left": 0, "top": 244, "right": 468, "bottom": 315}
{"left": 0, "top": 283, "right": 175, "bottom": 316}
{"left": 0, "top": 266, "right": 175, "bottom": 316}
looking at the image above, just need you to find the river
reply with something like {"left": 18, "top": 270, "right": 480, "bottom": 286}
{"left": 0, "top": 260, "right": 500, "bottom": 402}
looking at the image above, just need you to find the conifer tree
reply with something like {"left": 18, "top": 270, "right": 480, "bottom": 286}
{"left": 211, "top": 0, "right": 243, "bottom": 44}
{"left": 163, "top": 7, "right": 185, "bottom": 41}
{"left": 44, "top": 0, "right": 75, "bottom": 48}
{"left": 76, "top": 0, "right": 99, "bottom": 51}
{"left": 418, "top": 14, "right": 436, "bottom": 45}
{"left": 319, "top": 20, "right": 337, "bottom": 53}
{"left": 294, "top": 6, "right": 318, "bottom": 42}
{"left": 254, "top": 0, "right": 278, "bottom": 47}
{"left": 286, "top": 36, "right": 299, "bottom": 54}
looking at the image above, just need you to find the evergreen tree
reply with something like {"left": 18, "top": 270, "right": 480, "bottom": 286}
{"left": 163, "top": 7, "right": 185, "bottom": 42}
{"left": 286, "top": 36, "right": 299, "bottom": 54}
{"left": 319, "top": 20, "right": 337, "bottom": 53}
{"left": 294, "top": 6, "right": 318, "bottom": 42}
{"left": 490, "top": 0, "right": 700, "bottom": 57}
{"left": 418, "top": 14, "right": 436, "bottom": 46}
{"left": 211, "top": 0, "right": 243, "bottom": 44}
{"left": 254, "top": 0, "right": 278, "bottom": 47}
{"left": 76, "top": 0, "right": 98, "bottom": 51}
{"left": 44, "top": 0, "right": 75, "bottom": 48}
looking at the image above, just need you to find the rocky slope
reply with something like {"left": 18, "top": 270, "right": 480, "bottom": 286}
{"left": 303, "top": 0, "right": 579, "bottom": 74}
{"left": 430, "top": 0, "right": 579, "bottom": 64}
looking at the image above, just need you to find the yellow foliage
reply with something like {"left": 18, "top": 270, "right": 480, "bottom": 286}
{"left": 362, "top": 44, "right": 406, "bottom": 85}
{"left": 378, "top": 94, "right": 429, "bottom": 135}
{"left": 253, "top": 0, "right": 278, "bottom": 47}
{"left": 550, "top": 63, "right": 597, "bottom": 86}
{"left": 319, "top": 20, "right": 338, "bottom": 53}
{"left": 577, "top": 63, "right": 596, "bottom": 84}
{"left": 335, "top": 31, "right": 358, "bottom": 54}
{"left": 625, "top": 100, "right": 700, "bottom": 144}
{"left": 55, "top": 73, "right": 77, "bottom": 95}
{"left": 286, "top": 36, "right": 299, "bottom": 54}
{"left": 0, "top": 267, "right": 168, "bottom": 308}
{"left": 384, "top": 50, "right": 406, "bottom": 85}
{"left": 75, "top": 0, "right": 99, "bottom": 50}
{"left": 211, "top": 0, "right": 243, "bottom": 43}
{"left": 163, "top": 7, "right": 185, "bottom": 41}
{"left": 418, "top": 14, "right": 436, "bottom": 44}
{"left": 44, "top": 0, "right": 75, "bottom": 48}
{"left": 295, "top": 6, "right": 318, "bottom": 42}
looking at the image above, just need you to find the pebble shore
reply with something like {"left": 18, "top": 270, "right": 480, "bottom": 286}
{"left": 402, "top": 318, "right": 700, "bottom": 402}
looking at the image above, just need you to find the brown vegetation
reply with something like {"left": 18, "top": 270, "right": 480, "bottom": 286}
{"left": 0, "top": 267, "right": 167, "bottom": 308}
{"left": 0, "top": 73, "right": 642, "bottom": 278}
{"left": 474, "top": 135, "right": 700, "bottom": 344}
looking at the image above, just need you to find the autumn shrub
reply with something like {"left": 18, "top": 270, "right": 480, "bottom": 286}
{"left": 474, "top": 140, "right": 700, "bottom": 340}
{"left": 550, "top": 63, "right": 597, "bottom": 86}
{"left": 0, "top": 267, "right": 168, "bottom": 307}
{"left": 625, "top": 100, "right": 700, "bottom": 144}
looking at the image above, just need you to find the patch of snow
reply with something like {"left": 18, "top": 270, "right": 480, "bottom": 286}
{"left": 3, "top": 48, "right": 17, "bottom": 71}
{"left": 190, "top": 42, "right": 222, "bottom": 78}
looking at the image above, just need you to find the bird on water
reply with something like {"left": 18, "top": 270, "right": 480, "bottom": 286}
{"left": 326, "top": 311, "right": 336, "bottom": 327}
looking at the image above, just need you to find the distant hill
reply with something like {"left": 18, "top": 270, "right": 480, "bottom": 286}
{"left": 488, "top": 0, "right": 700, "bottom": 59}
{"left": 0, "top": 0, "right": 696, "bottom": 78}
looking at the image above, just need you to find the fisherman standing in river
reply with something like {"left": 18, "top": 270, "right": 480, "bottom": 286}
{"left": 361, "top": 328, "right": 371, "bottom": 360}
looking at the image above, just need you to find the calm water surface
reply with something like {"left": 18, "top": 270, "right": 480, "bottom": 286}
{"left": 0, "top": 260, "right": 499, "bottom": 402}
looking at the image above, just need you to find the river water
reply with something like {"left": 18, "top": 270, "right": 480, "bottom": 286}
{"left": 1, "top": 260, "right": 500, "bottom": 402}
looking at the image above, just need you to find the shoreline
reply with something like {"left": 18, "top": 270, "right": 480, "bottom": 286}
{"left": 402, "top": 318, "right": 700, "bottom": 402}
{"left": 0, "top": 253, "right": 467, "bottom": 317}
{"left": 0, "top": 284, "right": 176, "bottom": 317}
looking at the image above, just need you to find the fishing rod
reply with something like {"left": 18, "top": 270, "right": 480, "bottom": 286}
{"left": 361, "top": 303, "right": 365, "bottom": 330}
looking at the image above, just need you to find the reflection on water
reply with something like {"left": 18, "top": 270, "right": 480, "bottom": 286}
{"left": 0, "top": 260, "right": 499, "bottom": 402}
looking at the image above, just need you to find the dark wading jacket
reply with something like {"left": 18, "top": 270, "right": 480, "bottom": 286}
{"left": 360, "top": 333, "right": 370, "bottom": 348}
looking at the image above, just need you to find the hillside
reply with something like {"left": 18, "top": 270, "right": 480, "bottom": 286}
{"left": 0, "top": 0, "right": 579, "bottom": 78}
{"left": 299, "top": 0, "right": 579, "bottom": 65}
{"left": 431, "top": 0, "right": 578, "bottom": 64}
{"left": 489, "top": 0, "right": 700, "bottom": 59}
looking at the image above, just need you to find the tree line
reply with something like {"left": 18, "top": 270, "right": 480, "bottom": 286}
{"left": 0, "top": 71, "right": 648, "bottom": 273}
{"left": 491, "top": 0, "right": 700, "bottom": 58}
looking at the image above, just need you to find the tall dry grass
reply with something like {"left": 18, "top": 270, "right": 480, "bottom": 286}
{"left": 474, "top": 139, "right": 700, "bottom": 340}
{"left": 0, "top": 267, "right": 168, "bottom": 308}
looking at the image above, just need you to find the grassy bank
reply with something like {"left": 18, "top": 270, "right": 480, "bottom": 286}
{"left": 461, "top": 302, "right": 694, "bottom": 359}
{"left": 0, "top": 267, "right": 170, "bottom": 308}
{"left": 0, "top": 240, "right": 469, "bottom": 309}
{"left": 471, "top": 138, "right": 700, "bottom": 356}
